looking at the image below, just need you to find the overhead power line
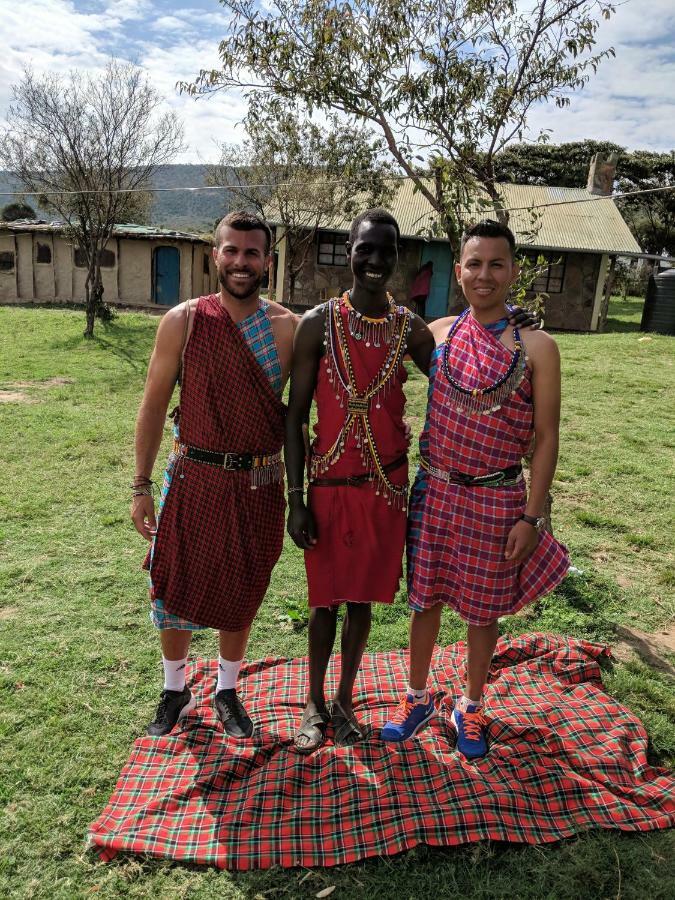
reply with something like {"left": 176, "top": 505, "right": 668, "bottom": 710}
{"left": 0, "top": 178, "right": 673, "bottom": 214}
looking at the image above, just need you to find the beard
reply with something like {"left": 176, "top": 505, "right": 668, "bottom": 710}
{"left": 218, "top": 268, "right": 264, "bottom": 301}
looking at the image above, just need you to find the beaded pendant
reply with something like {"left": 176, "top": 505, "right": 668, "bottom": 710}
{"left": 312, "top": 293, "right": 411, "bottom": 509}
{"left": 442, "top": 309, "right": 527, "bottom": 415}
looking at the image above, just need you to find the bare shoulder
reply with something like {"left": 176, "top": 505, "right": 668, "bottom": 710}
{"left": 522, "top": 328, "right": 560, "bottom": 369}
{"left": 429, "top": 315, "right": 457, "bottom": 343}
{"left": 155, "top": 300, "right": 191, "bottom": 345}
{"left": 265, "top": 300, "right": 298, "bottom": 325}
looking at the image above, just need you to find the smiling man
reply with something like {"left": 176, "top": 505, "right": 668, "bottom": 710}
{"left": 285, "top": 209, "right": 439, "bottom": 752}
{"left": 381, "top": 220, "right": 569, "bottom": 758}
{"left": 131, "top": 211, "right": 296, "bottom": 739}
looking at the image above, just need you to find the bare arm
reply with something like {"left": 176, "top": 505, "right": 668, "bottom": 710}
{"left": 130, "top": 305, "right": 186, "bottom": 540}
{"left": 405, "top": 314, "right": 435, "bottom": 375}
{"left": 284, "top": 307, "right": 325, "bottom": 549}
{"left": 505, "top": 331, "right": 561, "bottom": 562}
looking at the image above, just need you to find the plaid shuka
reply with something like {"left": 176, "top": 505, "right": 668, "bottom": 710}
{"left": 147, "top": 295, "right": 286, "bottom": 631}
{"left": 89, "top": 634, "right": 675, "bottom": 870}
{"left": 149, "top": 301, "right": 283, "bottom": 631}
{"left": 408, "top": 315, "right": 569, "bottom": 624}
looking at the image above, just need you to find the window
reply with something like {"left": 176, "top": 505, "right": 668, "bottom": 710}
{"left": 36, "top": 242, "right": 52, "bottom": 264}
{"left": 520, "top": 251, "right": 566, "bottom": 293}
{"left": 0, "top": 251, "right": 15, "bottom": 272}
{"left": 99, "top": 248, "right": 115, "bottom": 268}
{"left": 317, "top": 231, "right": 348, "bottom": 267}
{"left": 74, "top": 247, "right": 115, "bottom": 268}
{"left": 203, "top": 253, "right": 210, "bottom": 275}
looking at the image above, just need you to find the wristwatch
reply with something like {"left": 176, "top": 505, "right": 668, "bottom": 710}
{"left": 520, "top": 513, "right": 546, "bottom": 531}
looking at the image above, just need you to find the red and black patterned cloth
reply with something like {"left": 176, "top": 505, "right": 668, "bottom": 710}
{"left": 147, "top": 295, "right": 286, "bottom": 631}
{"left": 89, "top": 634, "right": 674, "bottom": 870}
{"left": 408, "top": 314, "right": 569, "bottom": 624}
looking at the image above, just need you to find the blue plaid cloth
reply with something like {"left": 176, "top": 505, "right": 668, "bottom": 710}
{"left": 150, "top": 301, "right": 282, "bottom": 631}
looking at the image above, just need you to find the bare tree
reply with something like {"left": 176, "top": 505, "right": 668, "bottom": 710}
{"left": 1, "top": 61, "right": 184, "bottom": 336}
{"left": 208, "top": 100, "right": 397, "bottom": 304}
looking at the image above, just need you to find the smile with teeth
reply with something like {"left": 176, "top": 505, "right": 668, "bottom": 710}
{"left": 365, "top": 271, "right": 384, "bottom": 280}
{"left": 228, "top": 271, "right": 254, "bottom": 279}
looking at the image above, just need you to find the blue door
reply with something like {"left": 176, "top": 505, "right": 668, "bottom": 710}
{"left": 421, "top": 242, "right": 454, "bottom": 319}
{"left": 154, "top": 246, "right": 180, "bottom": 306}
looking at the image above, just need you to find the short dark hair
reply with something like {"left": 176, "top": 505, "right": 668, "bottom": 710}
{"left": 214, "top": 211, "right": 272, "bottom": 254}
{"left": 348, "top": 208, "right": 401, "bottom": 244}
{"left": 460, "top": 219, "right": 516, "bottom": 260}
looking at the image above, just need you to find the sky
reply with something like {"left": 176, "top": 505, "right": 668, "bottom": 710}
{"left": 1, "top": 0, "right": 674, "bottom": 166}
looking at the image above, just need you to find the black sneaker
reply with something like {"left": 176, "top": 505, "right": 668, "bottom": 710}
{"left": 146, "top": 687, "right": 196, "bottom": 736}
{"left": 215, "top": 689, "right": 254, "bottom": 738}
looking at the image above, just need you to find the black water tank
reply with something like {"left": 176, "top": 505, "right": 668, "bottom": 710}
{"left": 641, "top": 268, "right": 675, "bottom": 334}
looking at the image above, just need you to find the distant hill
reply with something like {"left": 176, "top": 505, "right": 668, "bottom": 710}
{"left": 0, "top": 165, "right": 236, "bottom": 233}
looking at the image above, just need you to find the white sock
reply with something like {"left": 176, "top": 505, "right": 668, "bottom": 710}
{"left": 408, "top": 685, "right": 428, "bottom": 703}
{"left": 456, "top": 694, "right": 482, "bottom": 712}
{"left": 217, "top": 656, "right": 243, "bottom": 692}
{"left": 162, "top": 656, "right": 188, "bottom": 692}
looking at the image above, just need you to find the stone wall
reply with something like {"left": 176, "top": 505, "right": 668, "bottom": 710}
{"left": 283, "top": 233, "right": 423, "bottom": 310}
{"left": 531, "top": 252, "right": 601, "bottom": 331}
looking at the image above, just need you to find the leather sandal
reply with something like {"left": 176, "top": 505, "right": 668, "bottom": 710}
{"left": 293, "top": 708, "right": 330, "bottom": 754}
{"left": 331, "top": 701, "right": 370, "bottom": 747}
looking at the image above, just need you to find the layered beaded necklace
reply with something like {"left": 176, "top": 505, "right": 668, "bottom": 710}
{"left": 311, "top": 292, "right": 411, "bottom": 508}
{"left": 441, "top": 308, "right": 527, "bottom": 415}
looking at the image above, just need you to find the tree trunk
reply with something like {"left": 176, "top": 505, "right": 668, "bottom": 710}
{"left": 83, "top": 266, "right": 96, "bottom": 338}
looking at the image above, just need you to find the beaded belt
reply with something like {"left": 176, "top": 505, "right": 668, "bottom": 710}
{"left": 311, "top": 454, "right": 407, "bottom": 487}
{"left": 174, "top": 441, "right": 281, "bottom": 472}
{"left": 420, "top": 456, "right": 522, "bottom": 487}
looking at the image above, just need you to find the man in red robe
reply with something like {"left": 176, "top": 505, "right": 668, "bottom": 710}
{"left": 285, "top": 209, "right": 434, "bottom": 752}
{"left": 131, "top": 211, "right": 296, "bottom": 739}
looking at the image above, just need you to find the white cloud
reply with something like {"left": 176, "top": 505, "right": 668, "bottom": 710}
{"left": 1, "top": 0, "right": 673, "bottom": 169}
{"left": 523, "top": 0, "right": 675, "bottom": 151}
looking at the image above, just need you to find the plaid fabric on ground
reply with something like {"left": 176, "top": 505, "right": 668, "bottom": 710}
{"left": 89, "top": 634, "right": 675, "bottom": 870}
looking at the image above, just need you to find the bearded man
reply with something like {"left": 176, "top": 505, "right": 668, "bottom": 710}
{"left": 131, "top": 211, "right": 296, "bottom": 738}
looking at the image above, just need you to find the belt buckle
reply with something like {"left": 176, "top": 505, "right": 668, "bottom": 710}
{"left": 223, "top": 452, "right": 238, "bottom": 470}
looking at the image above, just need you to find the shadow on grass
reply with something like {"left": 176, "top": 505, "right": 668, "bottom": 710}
{"left": 602, "top": 295, "right": 644, "bottom": 333}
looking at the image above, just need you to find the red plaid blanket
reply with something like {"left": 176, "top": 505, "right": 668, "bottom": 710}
{"left": 89, "top": 634, "right": 674, "bottom": 870}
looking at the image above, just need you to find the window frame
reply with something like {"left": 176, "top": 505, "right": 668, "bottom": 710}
{"left": 520, "top": 250, "right": 567, "bottom": 294}
{"left": 0, "top": 251, "right": 15, "bottom": 272}
{"left": 317, "top": 231, "right": 348, "bottom": 267}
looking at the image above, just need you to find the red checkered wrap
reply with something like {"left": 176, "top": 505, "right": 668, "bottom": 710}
{"left": 89, "top": 634, "right": 675, "bottom": 870}
{"left": 147, "top": 295, "right": 286, "bottom": 631}
{"left": 408, "top": 315, "right": 569, "bottom": 624}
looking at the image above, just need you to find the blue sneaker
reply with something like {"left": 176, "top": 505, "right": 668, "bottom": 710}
{"left": 450, "top": 701, "right": 488, "bottom": 759}
{"left": 381, "top": 693, "right": 436, "bottom": 742}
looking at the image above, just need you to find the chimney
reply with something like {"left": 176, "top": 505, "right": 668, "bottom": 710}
{"left": 587, "top": 152, "right": 619, "bottom": 196}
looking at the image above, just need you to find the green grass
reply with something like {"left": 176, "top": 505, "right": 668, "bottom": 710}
{"left": 0, "top": 294, "right": 674, "bottom": 899}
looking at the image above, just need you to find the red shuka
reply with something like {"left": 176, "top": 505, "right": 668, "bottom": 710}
{"left": 305, "top": 298, "right": 409, "bottom": 607}
{"left": 148, "top": 295, "right": 286, "bottom": 631}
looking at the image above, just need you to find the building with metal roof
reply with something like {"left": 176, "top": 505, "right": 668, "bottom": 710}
{"left": 270, "top": 171, "right": 641, "bottom": 331}
{"left": 0, "top": 220, "right": 217, "bottom": 309}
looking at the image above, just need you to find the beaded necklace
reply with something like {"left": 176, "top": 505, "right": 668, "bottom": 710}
{"left": 311, "top": 292, "right": 411, "bottom": 508}
{"left": 343, "top": 291, "right": 397, "bottom": 347}
{"left": 441, "top": 308, "right": 527, "bottom": 416}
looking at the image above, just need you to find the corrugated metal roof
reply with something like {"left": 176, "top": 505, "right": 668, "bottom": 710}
{"left": 268, "top": 178, "right": 641, "bottom": 255}
{"left": 0, "top": 220, "right": 211, "bottom": 244}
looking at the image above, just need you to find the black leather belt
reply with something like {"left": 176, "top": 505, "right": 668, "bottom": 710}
{"left": 310, "top": 454, "right": 407, "bottom": 487}
{"left": 420, "top": 456, "right": 522, "bottom": 486}
{"left": 174, "top": 441, "right": 281, "bottom": 471}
